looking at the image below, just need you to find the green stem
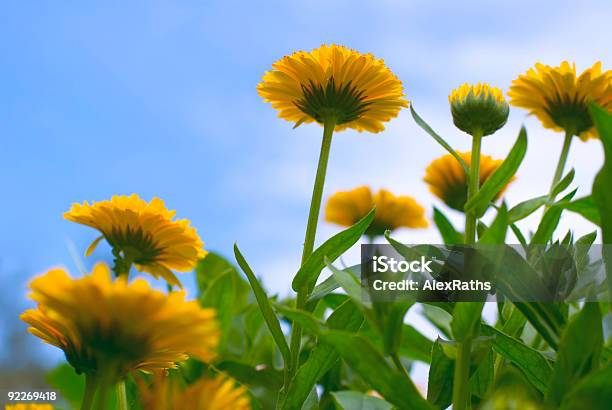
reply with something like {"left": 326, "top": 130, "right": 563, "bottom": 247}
{"left": 391, "top": 353, "right": 410, "bottom": 381}
{"left": 116, "top": 381, "right": 128, "bottom": 410}
{"left": 95, "top": 382, "right": 110, "bottom": 410}
{"left": 112, "top": 250, "right": 134, "bottom": 278}
{"left": 288, "top": 117, "right": 336, "bottom": 378}
{"left": 80, "top": 373, "right": 98, "bottom": 410}
{"left": 547, "top": 130, "right": 573, "bottom": 203}
{"left": 465, "top": 131, "right": 483, "bottom": 245}
{"left": 454, "top": 130, "right": 482, "bottom": 410}
{"left": 452, "top": 336, "right": 473, "bottom": 410}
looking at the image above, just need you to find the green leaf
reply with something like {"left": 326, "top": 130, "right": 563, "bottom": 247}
{"left": 590, "top": 103, "right": 612, "bottom": 298}
{"left": 307, "top": 274, "right": 340, "bottom": 303}
{"left": 433, "top": 207, "right": 464, "bottom": 244}
{"left": 200, "top": 272, "right": 237, "bottom": 348}
{"left": 574, "top": 231, "right": 597, "bottom": 274}
{"left": 327, "top": 260, "right": 366, "bottom": 307}
{"left": 292, "top": 209, "right": 375, "bottom": 292}
{"left": 546, "top": 303, "right": 603, "bottom": 406}
{"left": 514, "top": 302, "right": 564, "bottom": 350}
{"left": 422, "top": 304, "right": 453, "bottom": 339}
{"left": 281, "top": 300, "right": 364, "bottom": 410}
{"left": 360, "top": 322, "right": 433, "bottom": 364}
{"left": 510, "top": 223, "right": 528, "bottom": 248}
{"left": 399, "top": 324, "right": 434, "bottom": 363}
{"left": 530, "top": 188, "right": 578, "bottom": 245}
{"left": 562, "top": 195, "right": 601, "bottom": 225}
{"left": 507, "top": 195, "right": 549, "bottom": 223}
{"left": 216, "top": 360, "right": 283, "bottom": 390}
{"left": 234, "top": 244, "right": 291, "bottom": 368}
{"left": 302, "top": 389, "right": 319, "bottom": 410}
{"left": 321, "top": 331, "right": 434, "bottom": 410}
{"left": 410, "top": 105, "right": 469, "bottom": 175}
{"left": 551, "top": 168, "right": 575, "bottom": 197}
{"left": 275, "top": 304, "right": 325, "bottom": 335}
{"left": 481, "top": 367, "right": 542, "bottom": 409}
{"left": 451, "top": 302, "right": 484, "bottom": 342}
{"left": 196, "top": 252, "right": 248, "bottom": 295}
{"left": 478, "top": 203, "right": 508, "bottom": 244}
{"left": 470, "top": 349, "right": 495, "bottom": 399}
{"left": 382, "top": 300, "right": 414, "bottom": 355}
{"left": 427, "top": 339, "right": 454, "bottom": 408}
{"left": 332, "top": 391, "right": 394, "bottom": 410}
{"left": 561, "top": 363, "right": 612, "bottom": 410}
{"left": 465, "top": 126, "right": 527, "bottom": 217}
{"left": 46, "top": 364, "right": 86, "bottom": 410}
{"left": 481, "top": 325, "right": 552, "bottom": 393}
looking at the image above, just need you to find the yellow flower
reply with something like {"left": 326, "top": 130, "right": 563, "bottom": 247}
{"left": 449, "top": 83, "right": 509, "bottom": 136}
{"left": 64, "top": 194, "right": 206, "bottom": 287}
{"left": 424, "top": 152, "right": 514, "bottom": 212}
{"left": 257, "top": 44, "right": 408, "bottom": 133}
{"left": 137, "top": 371, "right": 251, "bottom": 410}
{"left": 508, "top": 61, "right": 612, "bottom": 141}
{"left": 324, "top": 186, "right": 428, "bottom": 237}
{"left": 4, "top": 405, "right": 54, "bottom": 410}
{"left": 20, "top": 263, "right": 219, "bottom": 382}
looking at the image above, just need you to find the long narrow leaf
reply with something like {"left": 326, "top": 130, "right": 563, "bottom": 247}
{"left": 466, "top": 127, "right": 527, "bottom": 217}
{"left": 292, "top": 209, "right": 375, "bottom": 292}
{"left": 322, "top": 331, "right": 435, "bottom": 410}
{"left": 508, "top": 195, "right": 549, "bottom": 223}
{"left": 546, "top": 303, "right": 603, "bottom": 407}
{"left": 280, "top": 300, "right": 363, "bottom": 409}
{"left": 479, "top": 203, "right": 508, "bottom": 244}
{"left": 234, "top": 244, "right": 291, "bottom": 367}
{"left": 551, "top": 168, "right": 575, "bottom": 198}
{"left": 433, "top": 207, "right": 464, "bottom": 244}
{"left": 590, "top": 103, "right": 612, "bottom": 298}
{"left": 481, "top": 325, "right": 552, "bottom": 393}
{"left": 530, "top": 189, "right": 577, "bottom": 245}
{"left": 410, "top": 105, "right": 469, "bottom": 175}
{"left": 562, "top": 195, "right": 601, "bottom": 226}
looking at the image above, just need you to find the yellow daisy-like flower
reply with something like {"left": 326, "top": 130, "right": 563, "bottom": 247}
{"left": 424, "top": 152, "right": 515, "bottom": 212}
{"left": 64, "top": 194, "right": 206, "bottom": 287}
{"left": 4, "top": 405, "right": 54, "bottom": 410}
{"left": 176, "top": 375, "right": 251, "bottom": 410}
{"left": 257, "top": 44, "right": 408, "bottom": 133}
{"left": 20, "top": 263, "right": 219, "bottom": 381}
{"left": 449, "top": 83, "right": 509, "bottom": 136}
{"left": 508, "top": 61, "right": 612, "bottom": 141}
{"left": 137, "top": 371, "right": 251, "bottom": 410}
{"left": 324, "top": 186, "right": 428, "bottom": 237}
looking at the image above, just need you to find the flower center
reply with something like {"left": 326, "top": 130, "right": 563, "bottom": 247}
{"left": 294, "top": 78, "right": 372, "bottom": 124}
{"left": 106, "top": 227, "right": 163, "bottom": 266}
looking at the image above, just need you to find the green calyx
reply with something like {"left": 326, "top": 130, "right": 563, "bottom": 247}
{"left": 451, "top": 94, "right": 509, "bottom": 136}
{"left": 443, "top": 183, "right": 470, "bottom": 212}
{"left": 548, "top": 98, "right": 592, "bottom": 136}
{"left": 295, "top": 78, "right": 371, "bottom": 125}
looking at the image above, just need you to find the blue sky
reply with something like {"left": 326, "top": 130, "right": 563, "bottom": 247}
{"left": 1, "top": 0, "right": 611, "bottom": 367}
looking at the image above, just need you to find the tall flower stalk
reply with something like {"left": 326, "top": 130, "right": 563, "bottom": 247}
{"left": 257, "top": 43, "right": 408, "bottom": 384}
{"left": 464, "top": 130, "right": 483, "bottom": 244}
{"left": 448, "top": 83, "right": 509, "bottom": 410}
{"left": 448, "top": 83, "right": 509, "bottom": 242}
{"left": 547, "top": 130, "right": 573, "bottom": 200}
{"left": 289, "top": 116, "right": 337, "bottom": 374}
